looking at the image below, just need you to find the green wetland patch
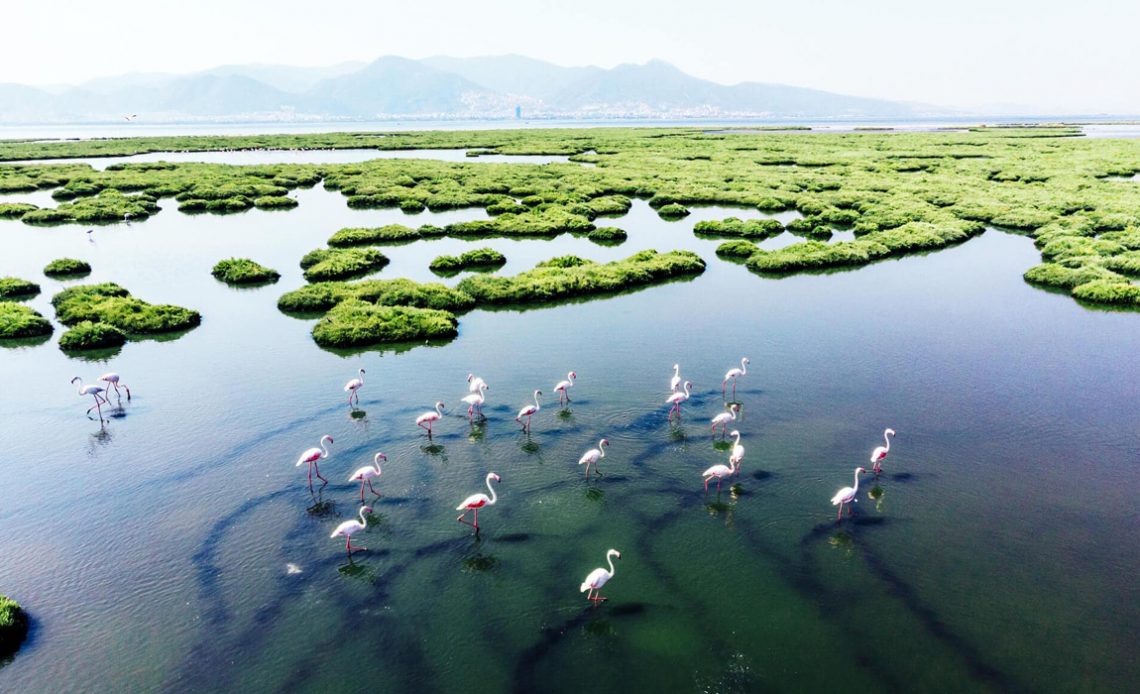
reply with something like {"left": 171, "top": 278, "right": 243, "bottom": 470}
{"left": 51, "top": 282, "right": 200, "bottom": 349}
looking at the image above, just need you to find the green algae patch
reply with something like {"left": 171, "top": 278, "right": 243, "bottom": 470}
{"left": 0, "top": 595, "right": 29, "bottom": 655}
{"left": 43, "top": 258, "right": 92, "bottom": 278}
{"left": 586, "top": 226, "right": 627, "bottom": 244}
{"left": 211, "top": 258, "right": 280, "bottom": 285}
{"left": 429, "top": 248, "right": 507, "bottom": 274}
{"left": 58, "top": 320, "right": 127, "bottom": 351}
{"left": 457, "top": 249, "right": 705, "bottom": 305}
{"left": 52, "top": 282, "right": 200, "bottom": 335}
{"left": 0, "top": 202, "right": 36, "bottom": 219}
{"left": 0, "top": 301, "right": 53, "bottom": 339}
{"left": 0, "top": 277, "right": 41, "bottom": 300}
{"left": 301, "top": 248, "right": 389, "bottom": 282}
{"left": 312, "top": 300, "right": 458, "bottom": 347}
{"left": 694, "top": 217, "right": 784, "bottom": 239}
{"left": 278, "top": 278, "right": 475, "bottom": 314}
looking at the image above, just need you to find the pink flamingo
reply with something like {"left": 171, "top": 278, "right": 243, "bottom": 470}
{"left": 348, "top": 452, "right": 385, "bottom": 502}
{"left": 553, "top": 371, "right": 577, "bottom": 406}
{"left": 296, "top": 435, "right": 333, "bottom": 489}
{"left": 330, "top": 505, "right": 372, "bottom": 554}
{"left": 723, "top": 357, "right": 750, "bottom": 399}
{"left": 728, "top": 430, "right": 744, "bottom": 475}
{"left": 416, "top": 401, "right": 446, "bottom": 437}
{"left": 71, "top": 376, "right": 107, "bottom": 419}
{"left": 580, "top": 549, "right": 621, "bottom": 603}
{"left": 665, "top": 380, "right": 692, "bottom": 419}
{"left": 870, "top": 428, "right": 896, "bottom": 474}
{"left": 831, "top": 467, "right": 867, "bottom": 519}
{"left": 702, "top": 454, "right": 737, "bottom": 492}
{"left": 461, "top": 382, "right": 488, "bottom": 420}
{"left": 710, "top": 403, "right": 740, "bottom": 437}
{"left": 670, "top": 363, "right": 682, "bottom": 393}
{"left": 516, "top": 390, "right": 542, "bottom": 432}
{"left": 466, "top": 373, "right": 488, "bottom": 393}
{"left": 344, "top": 368, "right": 365, "bottom": 406}
{"left": 98, "top": 372, "right": 131, "bottom": 400}
{"left": 578, "top": 438, "right": 609, "bottom": 480}
{"left": 456, "top": 472, "right": 500, "bottom": 530}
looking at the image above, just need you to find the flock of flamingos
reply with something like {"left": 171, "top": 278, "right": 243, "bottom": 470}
{"left": 68, "top": 358, "right": 897, "bottom": 605}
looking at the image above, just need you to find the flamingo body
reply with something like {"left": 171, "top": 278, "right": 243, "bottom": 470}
{"left": 98, "top": 372, "right": 131, "bottom": 400}
{"left": 723, "top": 357, "right": 750, "bottom": 398}
{"left": 466, "top": 373, "right": 488, "bottom": 393}
{"left": 578, "top": 438, "right": 609, "bottom": 479}
{"left": 461, "top": 383, "right": 488, "bottom": 420}
{"left": 831, "top": 467, "right": 867, "bottom": 519}
{"left": 670, "top": 364, "right": 682, "bottom": 393}
{"left": 331, "top": 506, "right": 372, "bottom": 552}
{"left": 702, "top": 455, "right": 737, "bottom": 492}
{"left": 296, "top": 435, "right": 333, "bottom": 488}
{"left": 870, "top": 428, "right": 896, "bottom": 473}
{"left": 516, "top": 390, "right": 542, "bottom": 432}
{"left": 348, "top": 453, "right": 385, "bottom": 501}
{"left": 554, "top": 371, "right": 576, "bottom": 405}
{"left": 666, "top": 381, "right": 692, "bottom": 419}
{"left": 457, "top": 472, "right": 500, "bottom": 530}
{"left": 710, "top": 404, "right": 739, "bottom": 436}
{"left": 416, "top": 402, "right": 446, "bottom": 436}
{"left": 344, "top": 368, "right": 365, "bottom": 405}
{"left": 580, "top": 549, "right": 621, "bottom": 603}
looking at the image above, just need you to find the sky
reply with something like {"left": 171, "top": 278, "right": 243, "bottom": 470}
{"left": 4, "top": 0, "right": 1139, "bottom": 114}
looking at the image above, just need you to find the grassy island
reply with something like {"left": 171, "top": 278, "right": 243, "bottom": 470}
{"left": 328, "top": 224, "right": 441, "bottom": 246}
{"left": 43, "top": 258, "right": 92, "bottom": 277}
{"left": 312, "top": 300, "right": 459, "bottom": 347}
{"left": 278, "top": 278, "right": 475, "bottom": 314}
{"left": 0, "top": 595, "right": 28, "bottom": 655}
{"left": 0, "top": 277, "right": 41, "bottom": 300}
{"left": 301, "top": 248, "right": 389, "bottom": 282}
{"left": 429, "top": 248, "right": 507, "bottom": 274}
{"left": 211, "top": 258, "right": 280, "bottom": 285}
{"left": 586, "top": 226, "right": 628, "bottom": 244}
{"left": 694, "top": 217, "right": 784, "bottom": 239}
{"left": 58, "top": 320, "right": 127, "bottom": 350}
{"left": 0, "top": 302, "right": 53, "bottom": 339}
{"left": 52, "top": 283, "right": 200, "bottom": 340}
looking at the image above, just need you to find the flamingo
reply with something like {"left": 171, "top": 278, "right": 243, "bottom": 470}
{"left": 723, "top": 357, "right": 750, "bottom": 399}
{"left": 578, "top": 438, "right": 609, "bottom": 480}
{"left": 553, "top": 371, "right": 577, "bottom": 406}
{"left": 70, "top": 376, "right": 108, "bottom": 419}
{"left": 98, "top": 372, "right": 131, "bottom": 400}
{"left": 710, "top": 403, "right": 740, "bottom": 437}
{"left": 870, "top": 428, "right": 897, "bottom": 474}
{"left": 330, "top": 505, "right": 372, "bottom": 553}
{"left": 416, "top": 401, "right": 446, "bottom": 437}
{"left": 456, "top": 472, "right": 500, "bottom": 530}
{"left": 831, "top": 467, "right": 867, "bottom": 519}
{"left": 344, "top": 368, "right": 365, "bottom": 406}
{"left": 702, "top": 454, "right": 737, "bottom": 492}
{"left": 580, "top": 549, "right": 621, "bottom": 603}
{"left": 348, "top": 453, "right": 385, "bottom": 502}
{"left": 461, "top": 382, "right": 488, "bottom": 420}
{"left": 670, "top": 363, "right": 682, "bottom": 393}
{"left": 296, "top": 435, "right": 333, "bottom": 488}
{"left": 516, "top": 390, "right": 542, "bottom": 432}
{"left": 466, "top": 373, "right": 488, "bottom": 393}
{"left": 728, "top": 430, "right": 744, "bottom": 475}
{"left": 666, "top": 381, "right": 692, "bottom": 419}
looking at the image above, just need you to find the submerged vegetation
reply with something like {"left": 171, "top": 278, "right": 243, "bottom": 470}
{"left": 0, "top": 301, "right": 53, "bottom": 339}
{"left": 429, "top": 248, "right": 507, "bottom": 274}
{"left": 43, "top": 258, "right": 92, "bottom": 277}
{"left": 0, "top": 594, "right": 28, "bottom": 654}
{"left": 0, "top": 277, "right": 41, "bottom": 299}
{"left": 211, "top": 258, "right": 280, "bottom": 285}
{"left": 52, "top": 283, "right": 199, "bottom": 348}
{"left": 2, "top": 126, "right": 1139, "bottom": 309}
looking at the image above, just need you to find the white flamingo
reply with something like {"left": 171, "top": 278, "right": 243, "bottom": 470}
{"left": 723, "top": 357, "right": 750, "bottom": 399}
{"left": 580, "top": 549, "right": 621, "bottom": 603}
{"left": 98, "top": 372, "right": 131, "bottom": 400}
{"left": 702, "top": 455, "right": 737, "bottom": 492}
{"left": 666, "top": 381, "right": 692, "bottom": 419}
{"left": 330, "top": 505, "right": 372, "bottom": 553}
{"left": 710, "top": 403, "right": 740, "bottom": 437}
{"left": 870, "top": 428, "right": 897, "bottom": 474}
{"left": 461, "top": 382, "right": 488, "bottom": 420}
{"left": 466, "top": 373, "right": 488, "bottom": 393}
{"left": 729, "top": 430, "right": 745, "bottom": 474}
{"left": 456, "top": 472, "right": 500, "bottom": 530}
{"left": 344, "top": 368, "right": 365, "bottom": 406}
{"left": 553, "top": 371, "right": 577, "bottom": 406}
{"left": 578, "top": 438, "right": 609, "bottom": 480}
{"left": 831, "top": 467, "right": 867, "bottom": 519}
{"left": 670, "top": 363, "right": 682, "bottom": 393}
{"left": 348, "top": 453, "right": 385, "bottom": 502}
{"left": 70, "top": 376, "right": 107, "bottom": 419}
{"left": 516, "top": 390, "right": 542, "bottom": 432}
{"left": 416, "top": 401, "right": 446, "bottom": 437}
{"left": 296, "top": 435, "right": 333, "bottom": 489}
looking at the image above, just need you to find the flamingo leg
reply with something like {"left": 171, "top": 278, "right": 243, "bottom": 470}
{"left": 368, "top": 480, "right": 380, "bottom": 498}
{"left": 359, "top": 482, "right": 365, "bottom": 502}
{"left": 314, "top": 462, "right": 328, "bottom": 483}
{"left": 704, "top": 477, "right": 710, "bottom": 492}
{"left": 837, "top": 503, "right": 843, "bottom": 520}
{"left": 473, "top": 507, "right": 479, "bottom": 529}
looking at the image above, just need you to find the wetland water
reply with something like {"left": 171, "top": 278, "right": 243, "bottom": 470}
{"left": 1, "top": 153, "right": 1140, "bottom": 692}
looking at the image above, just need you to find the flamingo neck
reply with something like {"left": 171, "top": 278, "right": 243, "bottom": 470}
{"left": 359, "top": 369, "right": 365, "bottom": 384}
{"left": 728, "top": 457, "right": 736, "bottom": 474}
{"left": 436, "top": 403, "right": 444, "bottom": 415}
{"left": 486, "top": 476, "right": 498, "bottom": 505}
{"left": 606, "top": 551, "right": 617, "bottom": 577}
{"left": 684, "top": 382, "right": 691, "bottom": 398}
{"left": 373, "top": 457, "right": 383, "bottom": 474}
{"left": 884, "top": 430, "right": 892, "bottom": 451}
{"left": 533, "top": 392, "right": 541, "bottom": 408}
{"left": 852, "top": 470, "right": 861, "bottom": 493}
{"left": 732, "top": 432, "right": 741, "bottom": 447}
{"left": 320, "top": 439, "right": 330, "bottom": 457}
{"left": 598, "top": 440, "right": 606, "bottom": 458}
{"left": 358, "top": 507, "right": 368, "bottom": 526}
{"left": 740, "top": 359, "right": 748, "bottom": 375}
{"left": 673, "top": 365, "right": 679, "bottom": 378}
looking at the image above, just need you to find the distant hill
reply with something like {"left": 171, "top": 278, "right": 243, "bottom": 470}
{"left": 0, "top": 55, "right": 931, "bottom": 123}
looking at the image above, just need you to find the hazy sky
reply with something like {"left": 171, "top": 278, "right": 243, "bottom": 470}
{"left": 5, "top": 0, "right": 1138, "bottom": 113}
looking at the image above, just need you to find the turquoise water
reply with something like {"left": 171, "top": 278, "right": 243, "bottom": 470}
{"left": 1, "top": 164, "right": 1139, "bottom": 692}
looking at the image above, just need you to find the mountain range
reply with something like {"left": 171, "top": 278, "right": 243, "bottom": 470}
{"left": 0, "top": 55, "right": 935, "bottom": 123}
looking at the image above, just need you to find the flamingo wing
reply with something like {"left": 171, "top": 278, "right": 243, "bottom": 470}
{"left": 330, "top": 520, "right": 363, "bottom": 538}
{"left": 703, "top": 464, "right": 729, "bottom": 478}
{"left": 580, "top": 567, "right": 610, "bottom": 592}
{"left": 831, "top": 486, "right": 855, "bottom": 505}
{"left": 296, "top": 447, "right": 321, "bottom": 466}
{"left": 871, "top": 446, "right": 888, "bottom": 462}
{"left": 457, "top": 494, "right": 489, "bottom": 511}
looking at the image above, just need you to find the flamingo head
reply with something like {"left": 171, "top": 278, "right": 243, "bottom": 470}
{"left": 70, "top": 376, "right": 81, "bottom": 384}
{"left": 731, "top": 403, "right": 741, "bottom": 412}
{"left": 466, "top": 373, "right": 473, "bottom": 382}
{"left": 322, "top": 435, "right": 334, "bottom": 445}
{"left": 601, "top": 438, "right": 610, "bottom": 447}
{"left": 886, "top": 428, "right": 896, "bottom": 437}
{"left": 610, "top": 549, "right": 622, "bottom": 560}
{"left": 360, "top": 368, "right": 366, "bottom": 375}
{"left": 489, "top": 472, "right": 501, "bottom": 483}
{"left": 535, "top": 390, "right": 543, "bottom": 398}
{"left": 361, "top": 506, "right": 373, "bottom": 514}
{"left": 569, "top": 371, "right": 577, "bottom": 379}
{"left": 374, "top": 452, "right": 387, "bottom": 463}
{"left": 684, "top": 380, "right": 693, "bottom": 389}
{"left": 742, "top": 357, "right": 750, "bottom": 365}
{"left": 730, "top": 429, "right": 740, "bottom": 437}
{"left": 856, "top": 467, "right": 867, "bottom": 474}
{"left": 672, "top": 363, "right": 679, "bottom": 370}
{"left": 436, "top": 401, "right": 446, "bottom": 410}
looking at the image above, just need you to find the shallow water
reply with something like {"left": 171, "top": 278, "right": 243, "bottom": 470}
{"left": 2, "top": 156, "right": 1140, "bottom": 692}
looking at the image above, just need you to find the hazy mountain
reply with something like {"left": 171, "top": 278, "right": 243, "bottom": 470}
{"left": 0, "top": 56, "right": 931, "bottom": 122}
